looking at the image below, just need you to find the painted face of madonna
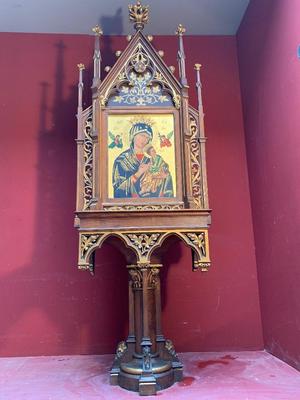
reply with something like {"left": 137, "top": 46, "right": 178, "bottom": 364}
{"left": 134, "top": 132, "right": 150, "bottom": 150}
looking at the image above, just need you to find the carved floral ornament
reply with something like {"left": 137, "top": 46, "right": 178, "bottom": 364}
{"left": 78, "top": 230, "right": 210, "bottom": 273}
{"left": 82, "top": 113, "right": 94, "bottom": 210}
{"left": 189, "top": 113, "right": 203, "bottom": 208}
{"left": 103, "top": 204, "right": 184, "bottom": 211}
{"left": 128, "top": 1, "right": 149, "bottom": 31}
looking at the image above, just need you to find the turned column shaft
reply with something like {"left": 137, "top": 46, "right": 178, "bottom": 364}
{"left": 127, "top": 280, "right": 135, "bottom": 343}
{"left": 128, "top": 264, "right": 162, "bottom": 356}
{"left": 141, "top": 268, "right": 151, "bottom": 347}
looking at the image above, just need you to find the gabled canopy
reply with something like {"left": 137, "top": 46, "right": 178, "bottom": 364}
{"left": 98, "top": 30, "right": 182, "bottom": 109}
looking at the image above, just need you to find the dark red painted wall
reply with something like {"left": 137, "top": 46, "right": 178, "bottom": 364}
{"left": 238, "top": 0, "right": 300, "bottom": 370}
{"left": 0, "top": 32, "right": 263, "bottom": 356}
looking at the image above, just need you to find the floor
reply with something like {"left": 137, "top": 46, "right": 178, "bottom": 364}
{"left": 1, "top": 351, "right": 300, "bottom": 400}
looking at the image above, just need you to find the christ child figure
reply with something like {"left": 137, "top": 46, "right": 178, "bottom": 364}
{"left": 139, "top": 144, "right": 170, "bottom": 197}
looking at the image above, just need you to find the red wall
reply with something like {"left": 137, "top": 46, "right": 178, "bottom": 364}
{"left": 238, "top": 0, "right": 300, "bottom": 370}
{"left": 0, "top": 32, "right": 263, "bottom": 356}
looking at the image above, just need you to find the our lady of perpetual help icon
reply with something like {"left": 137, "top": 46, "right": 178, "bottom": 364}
{"left": 108, "top": 114, "right": 176, "bottom": 199}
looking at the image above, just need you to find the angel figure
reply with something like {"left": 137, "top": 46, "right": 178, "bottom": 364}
{"left": 108, "top": 132, "right": 123, "bottom": 149}
{"left": 159, "top": 131, "right": 173, "bottom": 148}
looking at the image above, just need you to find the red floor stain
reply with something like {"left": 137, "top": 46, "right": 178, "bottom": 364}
{"left": 221, "top": 355, "right": 236, "bottom": 361}
{"left": 198, "top": 355, "right": 236, "bottom": 369}
{"left": 178, "top": 376, "right": 195, "bottom": 386}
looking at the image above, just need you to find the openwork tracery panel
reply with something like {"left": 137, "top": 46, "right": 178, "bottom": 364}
{"left": 105, "top": 44, "right": 180, "bottom": 109}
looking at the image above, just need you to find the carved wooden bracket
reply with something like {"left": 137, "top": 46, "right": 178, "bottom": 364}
{"left": 78, "top": 229, "right": 210, "bottom": 273}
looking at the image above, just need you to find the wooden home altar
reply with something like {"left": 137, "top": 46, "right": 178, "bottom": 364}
{"left": 75, "top": 1, "right": 211, "bottom": 395}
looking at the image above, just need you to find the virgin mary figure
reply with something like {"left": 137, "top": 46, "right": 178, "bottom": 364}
{"left": 112, "top": 122, "right": 174, "bottom": 198}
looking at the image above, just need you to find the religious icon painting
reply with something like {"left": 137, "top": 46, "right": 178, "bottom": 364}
{"left": 107, "top": 113, "right": 177, "bottom": 199}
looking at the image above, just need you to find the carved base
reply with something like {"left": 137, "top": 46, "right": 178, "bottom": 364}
{"left": 110, "top": 346, "right": 183, "bottom": 395}
{"left": 76, "top": 229, "right": 209, "bottom": 395}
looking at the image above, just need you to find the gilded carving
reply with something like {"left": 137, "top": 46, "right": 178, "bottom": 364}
{"left": 92, "top": 25, "right": 103, "bottom": 36}
{"left": 104, "top": 43, "right": 180, "bottom": 109}
{"left": 129, "top": 268, "right": 143, "bottom": 289}
{"left": 115, "top": 341, "right": 128, "bottom": 359}
{"left": 128, "top": 1, "right": 149, "bottom": 31}
{"left": 83, "top": 116, "right": 94, "bottom": 210}
{"left": 189, "top": 114, "right": 202, "bottom": 208}
{"left": 80, "top": 233, "right": 101, "bottom": 260}
{"left": 126, "top": 233, "right": 161, "bottom": 257}
{"left": 175, "top": 24, "right": 186, "bottom": 36}
{"left": 78, "top": 230, "right": 210, "bottom": 272}
{"left": 148, "top": 267, "right": 160, "bottom": 288}
{"left": 194, "top": 261, "right": 210, "bottom": 272}
{"left": 77, "top": 63, "right": 85, "bottom": 71}
{"left": 186, "top": 232, "right": 206, "bottom": 257}
{"left": 165, "top": 339, "right": 177, "bottom": 357}
{"left": 103, "top": 204, "right": 183, "bottom": 211}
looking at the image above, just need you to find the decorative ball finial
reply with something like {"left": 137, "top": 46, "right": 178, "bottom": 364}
{"left": 77, "top": 63, "right": 85, "bottom": 71}
{"left": 194, "top": 63, "right": 202, "bottom": 71}
{"left": 176, "top": 24, "right": 186, "bottom": 36}
{"left": 92, "top": 25, "right": 103, "bottom": 36}
{"left": 128, "top": 0, "right": 149, "bottom": 31}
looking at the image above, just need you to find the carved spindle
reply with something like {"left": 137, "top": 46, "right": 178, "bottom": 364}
{"left": 194, "top": 63, "right": 209, "bottom": 209}
{"left": 194, "top": 64, "right": 204, "bottom": 120}
{"left": 141, "top": 267, "right": 152, "bottom": 348}
{"left": 77, "top": 63, "right": 85, "bottom": 113}
{"left": 92, "top": 25, "right": 103, "bottom": 88}
{"left": 176, "top": 24, "right": 188, "bottom": 86}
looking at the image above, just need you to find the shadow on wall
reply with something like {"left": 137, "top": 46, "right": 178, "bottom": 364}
{"left": 100, "top": 8, "right": 124, "bottom": 35}
{"left": 0, "top": 35, "right": 130, "bottom": 357}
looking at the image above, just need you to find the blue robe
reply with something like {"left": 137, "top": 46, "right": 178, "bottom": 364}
{"left": 112, "top": 147, "right": 174, "bottom": 198}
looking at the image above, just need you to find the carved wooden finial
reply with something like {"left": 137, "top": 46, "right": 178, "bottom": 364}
{"left": 92, "top": 26, "right": 102, "bottom": 88}
{"left": 176, "top": 24, "right": 186, "bottom": 36}
{"left": 77, "top": 63, "right": 85, "bottom": 71}
{"left": 92, "top": 25, "right": 103, "bottom": 36}
{"left": 176, "top": 24, "right": 187, "bottom": 86}
{"left": 128, "top": 0, "right": 149, "bottom": 31}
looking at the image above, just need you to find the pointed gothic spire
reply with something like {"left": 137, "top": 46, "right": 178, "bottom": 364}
{"left": 176, "top": 24, "right": 188, "bottom": 86}
{"left": 92, "top": 25, "right": 103, "bottom": 88}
